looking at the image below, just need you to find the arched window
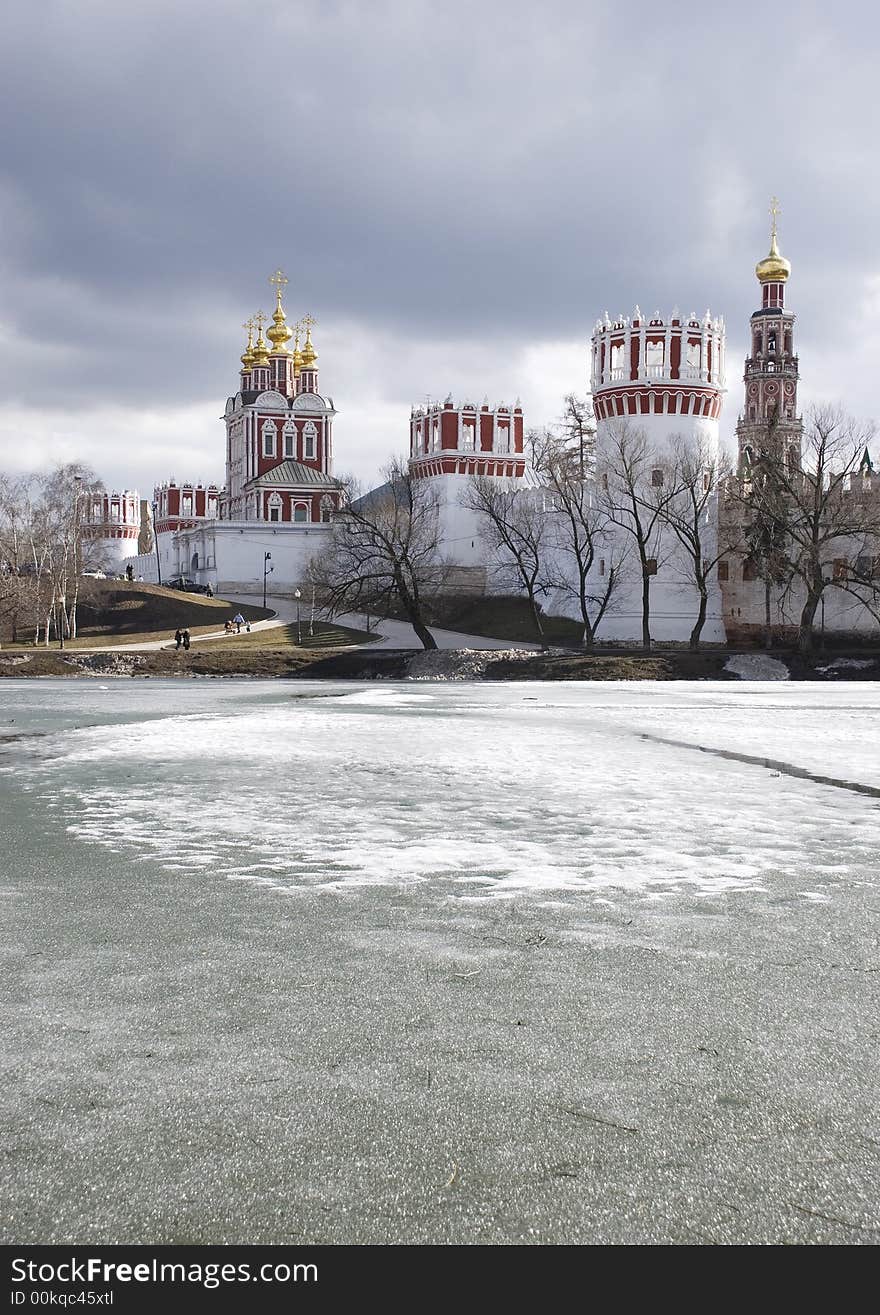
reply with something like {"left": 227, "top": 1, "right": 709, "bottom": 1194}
{"left": 496, "top": 425, "right": 510, "bottom": 453}
{"left": 461, "top": 421, "right": 475, "bottom": 451}
{"left": 268, "top": 492, "right": 283, "bottom": 523}
{"left": 283, "top": 420, "right": 296, "bottom": 459}
{"left": 303, "top": 421, "right": 318, "bottom": 460}
{"left": 320, "top": 495, "right": 333, "bottom": 523}
{"left": 293, "top": 502, "right": 309, "bottom": 523}
{"left": 262, "top": 420, "right": 277, "bottom": 458}
{"left": 191, "top": 552, "right": 199, "bottom": 571}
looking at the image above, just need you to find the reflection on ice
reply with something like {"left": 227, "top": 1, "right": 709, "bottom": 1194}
{"left": 12, "top": 680, "right": 880, "bottom": 905}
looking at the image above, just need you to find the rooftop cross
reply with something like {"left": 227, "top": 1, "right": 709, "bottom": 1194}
{"left": 269, "top": 269, "right": 289, "bottom": 306}
{"left": 769, "top": 196, "right": 781, "bottom": 241}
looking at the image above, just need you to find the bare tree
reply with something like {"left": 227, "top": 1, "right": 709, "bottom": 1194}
{"left": 599, "top": 421, "right": 676, "bottom": 650}
{"left": 662, "top": 434, "right": 735, "bottom": 650}
{"left": 309, "top": 458, "right": 443, "bottom": 650}
{"left": 37, "top": 463, "right": 104, "bottom": 645}
{"left": 527, "top": 396, "right": 596, "bottom": 483}
{"left": 0, "top": 463, "right": 105, "bottom": 646}
{"left": 739, "top": 405, "right": 880, "bottom": 652}
{"left": 524, "top": 425, "right": 556, "bottom": 478}
{"left": 0, "top": 475, "right": 40, "bottom": 644}
{"left": 558, "top": 393, "right": 596, "bottom": 483}
{"left": 463, "top": 476, "right": 551, "bottom": 647}
{"left": 542, "top": 440, "right": 625, "bottom": 649}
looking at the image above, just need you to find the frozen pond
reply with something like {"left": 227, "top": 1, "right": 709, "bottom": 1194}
{"left": 2, "top": 679, "right": 879, "bottom": 1244}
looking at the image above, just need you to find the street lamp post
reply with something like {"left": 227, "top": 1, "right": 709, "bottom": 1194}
{"left": 263, "top": 551, "right": 272, "bottom": 609}
{"left": 294, "top": 588, "right": 302, "bottom": 645}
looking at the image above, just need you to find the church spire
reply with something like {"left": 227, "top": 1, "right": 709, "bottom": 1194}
{"left": 267, "top": 269, "right": 294, "bottom": 395}
{"left": 240, "top": 318, "right": 255, "bottom": 376}
{"left": 755, "top": 197, "right": 791, "bottom": 308}
{"left": 298, "top": 314, "right": 319, "bottom": 393}
{"left": 251, "top": 311, "right": 270, "bottom": 367}
{"left": 267, "top": 269, "right": 293, "bottom": 355}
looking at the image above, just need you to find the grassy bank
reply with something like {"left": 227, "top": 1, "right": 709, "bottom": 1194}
{"left": 0, "top": 583, "right": 272, "bottom": 650}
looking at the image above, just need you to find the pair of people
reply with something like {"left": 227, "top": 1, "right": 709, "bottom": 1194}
{"left": 174, "top": 628, "right": 191, "bottom": 651}
{"left": 231, "top": 613, "right": 250, "bottom": 634}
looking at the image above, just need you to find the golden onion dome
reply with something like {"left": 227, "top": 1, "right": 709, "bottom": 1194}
{"left": 300, "top": 324, "right": 317, "bottom": 369}
{"left": 267, "top": 314, "right": 293, "bottom": 354}
{"left": 267, "top": 289, "right": 293, "bottom": 354}
{"left": 251, "top": 322, "right": 270, "bottom": 367}
{"left": 755, "top": 229, "right": 791, "bottom": 284}
{"left": 240, "top": 320, "right": 255, "bottom": 370}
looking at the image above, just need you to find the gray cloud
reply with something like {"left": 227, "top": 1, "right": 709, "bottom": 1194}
{"left": 1, "top": 0, "right": 878, "bottom": 487}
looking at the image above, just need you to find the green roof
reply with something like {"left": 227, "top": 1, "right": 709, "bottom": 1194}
{"left": 245, "top": 460, "right": 340, "bottom": 489}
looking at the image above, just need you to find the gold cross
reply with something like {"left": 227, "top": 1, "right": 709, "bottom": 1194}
{"left": 253, "top": 310, "right": 266, "bottom": 330}
{"left": 269, "top": 269, "right": 288, "bottom": 290}
{"left": 242, "top": 317, "right": 254, "bottom": 336}
{"left": 769, "top": 196, "right": 781, "bottom": 239}
{"left": 301, "top": 313, "right": 317, "bottom": 331}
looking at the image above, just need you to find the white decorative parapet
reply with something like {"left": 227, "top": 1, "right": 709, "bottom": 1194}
{"left": 590, "top": 308, "right": 726, "bottom": 392}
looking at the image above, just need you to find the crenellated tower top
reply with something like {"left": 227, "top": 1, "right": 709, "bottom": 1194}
{"left": 590, "top": 304, "right": 726, "bottom": 448}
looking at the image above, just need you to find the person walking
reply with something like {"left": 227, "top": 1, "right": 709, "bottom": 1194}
{"left": 174, "top": 628, "right": 183, "bottom": 651}
{"left": 233, "top": 612, "right": 245, "bottom": 634}
{"left": 182, "top": 629, "right": 191, "bottom": 650}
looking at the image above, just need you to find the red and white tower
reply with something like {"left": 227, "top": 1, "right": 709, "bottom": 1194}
{"left": 735, "top": 199, "right": 802, "bottom": 470}
{"left": 409, "top": 396, "right": 525, "bottom": 479}
{"left": 591, "top": 305, "right": 726, "bottom": 450}
{"left": 407, "top": 394, "right": 528, "bottom": 573}
{"left": 587, "top": 303, "right": 727, "bottom": 643}
{"left": 80, "top": 489, "right": 141, "bottom": 566}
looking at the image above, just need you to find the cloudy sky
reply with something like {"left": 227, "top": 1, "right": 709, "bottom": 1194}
{"left": 1, "top": 0, "right": 877, "bottom": 493}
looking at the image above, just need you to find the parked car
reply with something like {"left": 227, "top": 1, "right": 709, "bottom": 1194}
{"left": 165, "top": 576, "right": 212, "bottom": 594}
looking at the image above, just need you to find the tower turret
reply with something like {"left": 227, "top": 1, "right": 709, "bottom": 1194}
{"left": 240, "top": 318, "right": 255, "bottom": 390}
{"left": 736, "top": 198, "right": 802, "bottom": 470}
{"left": 591, "top": 304, "right": 726, "bottom": 452}
{"left": 267, "top": 269, "right": 295, "bottom": 396}
{"left": 250, "top": 310, "right": 271, "bottom": 391}
{"left": 298, "top": 316, "right": 319, "bottom": 393}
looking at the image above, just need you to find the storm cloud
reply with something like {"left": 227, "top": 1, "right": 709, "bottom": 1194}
{"left": 0, "top": 0, "right": 877, "bottom": 491}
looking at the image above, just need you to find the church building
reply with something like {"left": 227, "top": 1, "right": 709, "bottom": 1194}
{"left": 137, "top": 271, "right": 343, "bottom": 591}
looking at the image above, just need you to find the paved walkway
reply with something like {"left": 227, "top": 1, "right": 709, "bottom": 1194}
{"left": 63, "top": 592, "right": 539, "bottom": 654}
{"left": 232, "top": 593, "right": 538, "bottom": 651}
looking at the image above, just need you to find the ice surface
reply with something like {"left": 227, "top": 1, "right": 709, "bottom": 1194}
{"left": 6, "top": 679, "right": 880, "bottom": 906}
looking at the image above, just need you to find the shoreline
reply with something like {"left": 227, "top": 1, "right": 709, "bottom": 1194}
{"left": 1, "top": 646, "right": 879, "bottom": 682}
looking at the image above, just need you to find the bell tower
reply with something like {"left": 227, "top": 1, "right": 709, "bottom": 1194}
{"left": 736, "top": 199, "right": 803, "bottom": 472}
